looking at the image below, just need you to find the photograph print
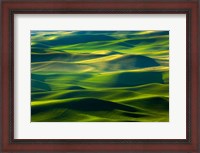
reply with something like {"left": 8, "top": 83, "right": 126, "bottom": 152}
{"left": 31, "top": 30, "right": 169, "bottom": 122}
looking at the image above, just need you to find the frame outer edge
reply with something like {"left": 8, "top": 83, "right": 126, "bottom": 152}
{"left": 198, "top": 1, "right": 200, "bottom": 153}
{"left": 0, "top": 0, "right": 2, "bottom": 151}
{"left": 0, "top": 0, "right": 200, "bottom": 152}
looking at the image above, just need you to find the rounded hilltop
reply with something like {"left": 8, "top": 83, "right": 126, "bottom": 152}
{"left": 92, "top": 50, "right": 122, "bottom": 55}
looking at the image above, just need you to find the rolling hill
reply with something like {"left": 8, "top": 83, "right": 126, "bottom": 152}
{"left": 31, "top": 30, "right": 169, "bottom": 122}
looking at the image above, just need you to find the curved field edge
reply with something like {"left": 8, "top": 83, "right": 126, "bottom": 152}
{"left": 31, "top": 97, "right": 169, "bottom": 122}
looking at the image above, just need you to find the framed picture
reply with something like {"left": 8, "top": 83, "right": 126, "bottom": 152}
{"left": 1, "top": 0, "right": 199, "bottom": 152}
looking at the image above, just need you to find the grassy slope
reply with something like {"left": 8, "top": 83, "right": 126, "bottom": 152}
{"left": 31, "top": 31, "right": 169, "bottom": 122}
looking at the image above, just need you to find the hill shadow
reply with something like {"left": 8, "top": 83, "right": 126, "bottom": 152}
{"left": 112, "top": 71, "right": 164, "bottom": 87}
{"left": 31, "top": 98, "right": 140, "bottom": 115}
{"left": 106, "top": 55, "right": 160, "bottom": 70}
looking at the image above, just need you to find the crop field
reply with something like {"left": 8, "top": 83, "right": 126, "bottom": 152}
{"left": 31, "top": 31, "right": 169, "bottom": 122}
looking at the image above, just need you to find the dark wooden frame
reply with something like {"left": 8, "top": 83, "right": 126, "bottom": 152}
{"left": 0, "top": 0, "right": 199, "bottom": 152}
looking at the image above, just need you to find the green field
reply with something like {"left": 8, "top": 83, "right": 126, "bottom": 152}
{"left": 31, "top": 31, "right": 169, "bottom": 122}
